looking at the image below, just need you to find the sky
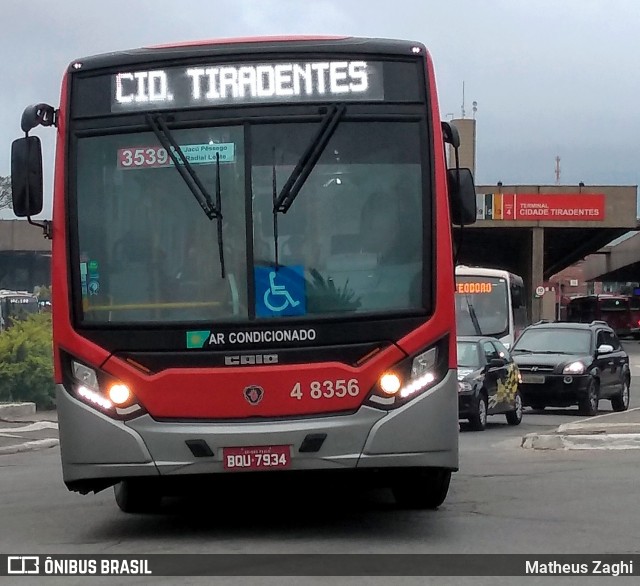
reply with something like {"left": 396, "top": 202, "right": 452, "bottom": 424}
{"left": 2, "top": 0, "right": 640, "bottom": 219}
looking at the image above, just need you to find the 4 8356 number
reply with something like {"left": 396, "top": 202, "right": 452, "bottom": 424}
{"left": 290, "top": 379, "right": 360, "bottom": 400}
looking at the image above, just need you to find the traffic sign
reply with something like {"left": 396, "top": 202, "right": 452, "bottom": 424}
{"left": 535, "top": 286, "right": 545, "bottom": 297}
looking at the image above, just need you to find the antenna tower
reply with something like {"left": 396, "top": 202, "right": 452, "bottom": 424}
{"left": 555, "top": 156, "right": 561, "bottom": 185}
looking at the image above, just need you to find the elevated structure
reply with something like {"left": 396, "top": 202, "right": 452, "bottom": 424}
{"left": 0, "top": 220, "right": 51, "bottom": 291}
{"left": 581, "top": 232, "right": 640, "bottom": 283}
{"left": 455, "top": 184, "right": 637, "bottom": 321}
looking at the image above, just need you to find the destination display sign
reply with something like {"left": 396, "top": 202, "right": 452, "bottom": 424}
{"left": 456, "top": 282, "right": 494, "bottom": 294}
{"left": 111, "top": 60, "right": 385, "bottom": 111}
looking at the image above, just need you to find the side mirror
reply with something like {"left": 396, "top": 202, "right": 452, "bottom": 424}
{"left": 448, "top": 167, "right": 477, "bottom": 226}
{"left": 596, "top": 344, "right": 614, "bottom": 355}
{"left": 11, "top": 136, "right": 43, "bottom": 217}
{"left": 21, "top": 104, "right": 56, "bottom": 134}
{"left": 441, "top": 121, "right": 460, "bottom": 148}
{"left": 487, "top": 357, "right": 506, "bottom": 369}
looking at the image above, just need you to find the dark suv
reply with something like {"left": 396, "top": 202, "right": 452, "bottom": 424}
{"left": 511, "top": 321, "right": 630, "bottom": 416}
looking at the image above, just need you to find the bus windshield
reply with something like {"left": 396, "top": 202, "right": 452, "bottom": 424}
{"left": 455, "top": 276, "right": 509, "bottom": 337}
{"left": 75, "top": 119, "right": 424, "bottom": 323}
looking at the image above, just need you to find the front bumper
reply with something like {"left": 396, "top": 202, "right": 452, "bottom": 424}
{"left": 57, "top": 370, "right": 459, "bottom": 491}
{"left": 457, "top": 390, "right": 477, "bottom": 419}
{"left": 520, "top": 374, "right": 591, "bottom": 407}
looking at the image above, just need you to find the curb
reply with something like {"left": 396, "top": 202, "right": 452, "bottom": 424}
{"left": 0, "top": 402, "right": 36, "bottom": 418}
{"left": 0, "top": 438, "right": 59, "bottom": 456}
{"left": 522, "top": 432, "right": 640, "bottom": 450}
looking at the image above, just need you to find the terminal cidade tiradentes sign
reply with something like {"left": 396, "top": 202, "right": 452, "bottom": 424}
{"left": 477, "top": 193, "right": 605, "bottom": 221}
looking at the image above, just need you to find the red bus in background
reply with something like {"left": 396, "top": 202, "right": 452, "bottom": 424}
{"left": 628, "top": 296, "right": 640, "bottom": 339}
{"left": 10, "top": 36, "right": 476, "bottom": 513}
{"left": 566, "top": 295, "right": 634, "bottom": 337}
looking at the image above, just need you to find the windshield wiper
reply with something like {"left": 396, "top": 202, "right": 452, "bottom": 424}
{"left": 269, "top": 104, "right": 345, "bottom": 271}
{"left": 464, "top": 294, "right": 483, "bottom": 336}
{"left": 146, "top": 114, "right": 225, "bottom": 277}
{"left": 272, "top": 104, "right": 346, "bottom": 215}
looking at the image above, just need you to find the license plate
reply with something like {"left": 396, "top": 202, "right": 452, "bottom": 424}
{"left": 223, "top": 445, "right": 291, "bottom": 471}
{"left": 522, "top": 374, "right": 545, "bottom": 384}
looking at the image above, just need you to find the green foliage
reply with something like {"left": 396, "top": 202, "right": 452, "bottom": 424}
{"left": 306, "top": 269, "right": 361, "bottom": 313}
{"left": 34, "top": 285, "right": 52, "bottom": 301}
{"left": 0, "top": 175, "right": 11, "bottom": 210}
{"left": 0, "top": 313, "right": 55, "bottom": 409}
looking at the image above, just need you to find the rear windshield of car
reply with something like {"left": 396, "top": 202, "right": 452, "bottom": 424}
{"left": 600, "top": 298, "right": 628, "bottom": 312}
{"left": 513, "top": 328, "right": 591, "bottom": 355}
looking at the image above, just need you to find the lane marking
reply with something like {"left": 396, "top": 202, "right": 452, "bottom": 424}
{"left": 560, "top": 407, "right": 640, "bottom": 429}
{"left": 0, "top": 422, "right": 58, "bottom": 433}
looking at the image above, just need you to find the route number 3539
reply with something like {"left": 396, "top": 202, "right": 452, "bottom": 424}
{"left": 290, "top": 379, "right": 360, "bottom": 400}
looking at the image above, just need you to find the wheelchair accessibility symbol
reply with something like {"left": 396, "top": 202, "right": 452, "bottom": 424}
{"left": 255, "top": 265, "right": 306, "bottom": 317}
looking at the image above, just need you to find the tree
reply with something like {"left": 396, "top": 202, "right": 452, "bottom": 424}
{"left": 0, "top": 175, "right": 11, "bottom": 210}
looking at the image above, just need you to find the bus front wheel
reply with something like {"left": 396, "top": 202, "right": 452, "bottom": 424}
{"left": 114, "top": 479, "right": 162, "bottom": 514}
{"left": 392, "top": 468, "right": 452, "bottom": 510}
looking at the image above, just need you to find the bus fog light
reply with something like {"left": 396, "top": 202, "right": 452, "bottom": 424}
{"left": 380, "top": 373, "right": 401, "bottom": 395}
{"left": 108, "top": 383, "right": 132, "bottom": 405}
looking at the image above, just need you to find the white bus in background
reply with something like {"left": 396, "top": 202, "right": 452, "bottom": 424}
{"left": 454, "top": 266, "right": 528, "bottom": 349}
{"left": 0, "top": 289, "right": 39, "bottom": 332}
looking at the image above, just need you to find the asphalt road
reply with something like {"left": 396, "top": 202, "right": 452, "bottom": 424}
{"left": 2, "top": 342, "right": 640, "bottom": 585}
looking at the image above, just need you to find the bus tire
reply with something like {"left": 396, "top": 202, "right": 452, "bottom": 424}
{"left": 114, "top": 480, "right": 162, "bottom": 514}
{"left": 392, "top": 469, "right": 451, "bottom": 510}
{"left": 468, "top": 393, "right": 487, "bottom": 431}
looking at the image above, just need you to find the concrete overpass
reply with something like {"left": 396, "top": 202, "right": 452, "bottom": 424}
{"left": 581, "top": 231, "right": 640, "bottom": 283}
{"left": 455, "top": 184, "right": 638, "bottom": 321}
{"left": 447, "top": 119, "right": 637, "bottom": 320}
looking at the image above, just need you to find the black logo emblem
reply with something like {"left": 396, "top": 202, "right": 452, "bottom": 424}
{"left": 243, "top": 385, "right": 264, "bottom": 405}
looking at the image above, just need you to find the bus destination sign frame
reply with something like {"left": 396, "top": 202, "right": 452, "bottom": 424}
{"left": 111, "top": 60, "right": 385, "bottom": 111}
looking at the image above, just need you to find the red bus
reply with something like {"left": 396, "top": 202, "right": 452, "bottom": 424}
{"left": 10, "top": 36, "right": 476, "bottom": 512}
{"left": 628, "top": 296, "right": 640, "bottom": 339}
{"left": 566, "top": 295, "right": 633, "bottom": 336}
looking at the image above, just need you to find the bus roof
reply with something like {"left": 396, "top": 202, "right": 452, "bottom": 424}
{"left": 0, "top": 289, "right": 36, "bottom": 299}
{"left": 67, "top": 37, "right": 428, "bottom": 73}
{"left": 455, "top": 266, "right": 523, "bottom": 282}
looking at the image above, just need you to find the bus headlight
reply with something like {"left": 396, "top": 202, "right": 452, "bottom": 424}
{"left": 366, "top": 343, "right": 447, "bottom": 409}
{"left": 108, "top": 383, "right": 132, "bottom": 406}
{"left": 379, "top": 372, "right": 402, "bottom": 395}
{"left": 69, "top": 359, "right": 143, "bottom": 420}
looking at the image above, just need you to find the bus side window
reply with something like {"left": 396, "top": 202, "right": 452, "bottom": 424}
{"left": 511, "top": 283, "right": 523, "bottom": 308}
{"left": 511, "top": 282, "right": 528, "bottom": 330}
